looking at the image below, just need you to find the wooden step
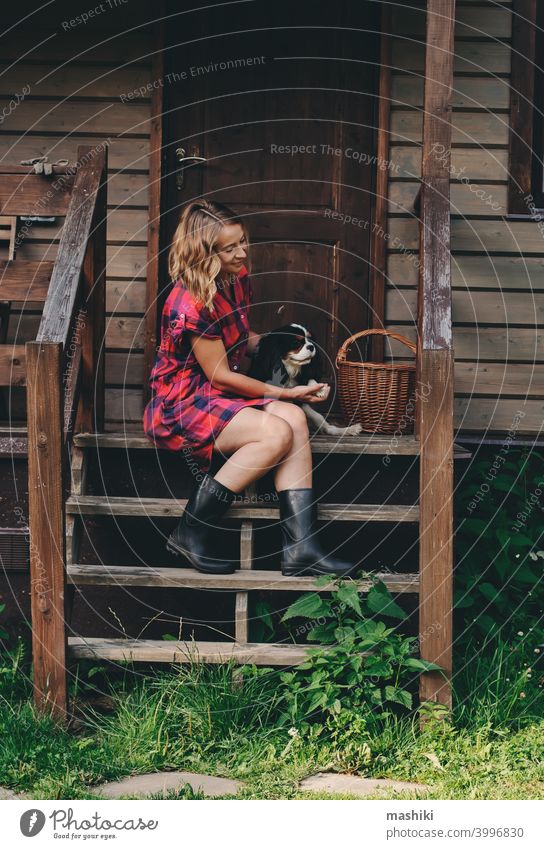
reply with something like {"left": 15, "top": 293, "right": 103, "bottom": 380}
{"left": 0, "top": 432, "right": 29, "bottom": 458}
{"left": 0, "top": 260, "right": 54, "bottom": 301}
{"left": 73, "top": 430, "right": 472, "bottom": 458}
{"left": 67, "top": 637, "right": 315, "bottom": 665}
{"left": 67, "top": 564, "right": 419, "bottom": 593}
{"left": 0, "top": 430, "right": 472, "bottom": 459}
{"left": 66, "top": 494, "right": 420, "bottom": 523}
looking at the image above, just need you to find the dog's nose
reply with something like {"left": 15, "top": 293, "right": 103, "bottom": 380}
{"left": 307, "top": 343, "right": 315, "bottom": 351}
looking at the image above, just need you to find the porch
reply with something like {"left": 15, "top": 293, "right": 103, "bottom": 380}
{"left": 0, "top": 0, "right": 471, "bottom": 720}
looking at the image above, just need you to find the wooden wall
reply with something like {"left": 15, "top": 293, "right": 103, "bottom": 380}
{"left": 2, "top": 1, "right": 542, "bottom": 435}
{"left": 386, "top": 0, "right": 544, "bottom": 433}
{"left": 0, "top": 2, "right": 153, "bottom": 429}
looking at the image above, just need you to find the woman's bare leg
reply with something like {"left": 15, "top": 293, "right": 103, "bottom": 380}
{"left": 261, "top": 400, "right": 312, "bottom": 490}
{"left": 212, "top": 407, "right": 294, "bottom": 491}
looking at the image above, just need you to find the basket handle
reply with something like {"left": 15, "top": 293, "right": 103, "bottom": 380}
{"left": 336, "top": 328, "right": 417, "bottom": 366}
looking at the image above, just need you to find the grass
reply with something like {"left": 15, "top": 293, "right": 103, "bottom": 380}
{"left": 0, "top": 634, "right": 543, "bottom": 800}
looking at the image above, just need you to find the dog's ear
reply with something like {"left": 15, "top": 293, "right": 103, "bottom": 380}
{"left": 247, "top": 332, "right": 279, "bottom": 381}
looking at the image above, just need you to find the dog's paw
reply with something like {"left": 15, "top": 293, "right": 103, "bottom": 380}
{"left": 345, "top": 422, "right": 363, "bottom": 436}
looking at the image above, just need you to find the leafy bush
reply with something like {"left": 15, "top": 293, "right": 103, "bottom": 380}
{"left": 455, "top": 447, "right": 544, "bottom": 642}
{"left": 276, "top": 578, "right": 441, "bottom": 727}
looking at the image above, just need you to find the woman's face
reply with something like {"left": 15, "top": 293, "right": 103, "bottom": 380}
{"left": 214, "top": 223, "right": 247, "bottom": 274}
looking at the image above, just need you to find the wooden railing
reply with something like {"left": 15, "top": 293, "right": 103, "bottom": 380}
{"left": 24, "top": 145, "right": 107, "bottom": 719}
{"left": 416, "top": 0, "right": 456, "bottom": 709}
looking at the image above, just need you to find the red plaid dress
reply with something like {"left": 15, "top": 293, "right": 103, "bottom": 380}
{"left": 143, "top": 265, "right": 275, "bottom": 471}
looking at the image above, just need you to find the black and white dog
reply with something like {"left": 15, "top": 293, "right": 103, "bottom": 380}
{"left": 248, "top": 323, "right": 362, "bottom": 436}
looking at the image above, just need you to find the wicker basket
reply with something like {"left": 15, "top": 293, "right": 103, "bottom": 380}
{"left": 335, "top": 329, "right": 417, "bottom": 434}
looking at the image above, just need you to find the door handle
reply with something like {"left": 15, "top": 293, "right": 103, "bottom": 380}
{"left": 175, "top": 147, "right": 207, "bottom": 190}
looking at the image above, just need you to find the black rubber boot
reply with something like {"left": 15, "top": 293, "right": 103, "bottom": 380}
{"left": 278, "top": 488, "right": 358, "bottom": 577}
{"left": 166, "top": 473, "right": 237, "bottom": 573}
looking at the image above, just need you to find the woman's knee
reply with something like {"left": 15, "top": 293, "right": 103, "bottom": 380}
{"left": 262, "top": 414, "right": 293, "bottom": 457}
{"left": 269, "top": 401, "right": 309, "bottom": 439}
{"left": 286, "top": 404, "right": 310, "bottom": 438}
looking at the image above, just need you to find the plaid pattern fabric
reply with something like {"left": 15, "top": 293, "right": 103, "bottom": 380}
{"left": 143, "top": 265, "right": 274, "bottom": 471}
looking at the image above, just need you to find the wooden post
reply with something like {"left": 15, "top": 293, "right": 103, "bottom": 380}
{"left": 77, "top": 145, "right": 107, "bottom": 434}
{"left": 143, "top": 11, "right": 165, "bottom": 406}
{"left": 25, "top": 142, "right": 108, "bottom": 720}
{"left": 369, "top": 3, "right": 392, "bottom": 362}
{"left": 418, "top": 0, "right": 456, "bottom": 710}
{"left": 26, "top": 341, "right": 68, "bottom": 720}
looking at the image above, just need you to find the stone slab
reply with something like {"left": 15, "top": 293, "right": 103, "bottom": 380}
{"left": 299, "top": 772, "right": 431, "bottom": 797}
{"left": 0, "top": 786, "right": 28, "bottom": 799}
{"left": 92, "top": 771, "right": 242, "bottom": 799}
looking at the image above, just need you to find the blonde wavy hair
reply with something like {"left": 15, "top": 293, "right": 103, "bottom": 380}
{"left": 168, "top": 199, "right": 250, "bottom": 311}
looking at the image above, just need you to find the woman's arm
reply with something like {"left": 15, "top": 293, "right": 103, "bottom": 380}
{"left": 189, "top": 333, "right": 328, "bottom": 402}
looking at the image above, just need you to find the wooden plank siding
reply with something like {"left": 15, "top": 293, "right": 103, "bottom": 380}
{"left": 386, "top": 0, "right": 544, "bottom": 434}
{"left": 2, "top": 1, "right": 540, "bottom": 435}
{"left": 0, "top": 25, "right": 152, "bottom": 430}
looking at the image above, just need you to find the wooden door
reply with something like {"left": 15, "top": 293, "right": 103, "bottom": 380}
{"left": 160, "top": 0, "right": 380, "bottom": 396}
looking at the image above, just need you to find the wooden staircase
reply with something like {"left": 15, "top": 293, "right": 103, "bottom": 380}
{"left": 61, "top": 430, "right": 469, "bottom": 684}
{"left": 0, "top": 146, "right": 108, "bottom": 719}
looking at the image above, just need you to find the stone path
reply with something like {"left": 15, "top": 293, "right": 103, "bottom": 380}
{"left": 299, "top": 772, "right": 431, "bottom": 798}
{"left": 3, "top": 772, "right": 429, "bottom": 801}
{"left": 0, "top": 786, "right": 29, "bottom": 799}
{"left": 89, "top": 771, "right": 243, "bottom": 799}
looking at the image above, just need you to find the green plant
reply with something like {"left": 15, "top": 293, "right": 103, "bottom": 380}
{"left": 455, "top": 447, "right": 544, "bottom": 642}
{"left": 277, "top": 577, "right": 442, "bottom": 727}
{"left": 323, "top": 707, "right": 373, "bottom": 773}
{"left": 0, "top": 603, "right": 8, "bottom": 641}
{"left": 249, "top": 596, "right": 275, "bottom": 643}
{"left": 453, "top": 635, "right": 544, "bottom": 730}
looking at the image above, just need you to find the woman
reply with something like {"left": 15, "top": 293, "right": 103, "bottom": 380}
{"left": 143, "top": 199, "right": 356, "bottom": 578}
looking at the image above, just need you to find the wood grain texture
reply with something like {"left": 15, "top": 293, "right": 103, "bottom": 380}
{"left": 391, "top": 110, "right": 510, "bottom": 145}
{"left": 418, "top": 349, "right": 454, "bottom": 707}
{"left": 0, "top": 136, "right": 150, "bottom": 172}
{"left": 66, "top": 564, "right": 421, "bottom": 593}
{"left": 508, "top": 0, "right": 537, "bottom": 214}
{"left": 387, "top": 288, "right": 544, "bottom": 325}
{"left": 66, "top": 495, "right": 420, "bottom": 523}
{"left": 143, "top": 12, "right": 164, "bottom": 408}
{"left": 240, "top": 515, "right": 255, "bottom": 571}
{"left": 0, "top": 100, "right": 150, "bottom": 136}
{"left": 0, "top": 174, "right": 74, "bottom": 216}
{"left": 67, "top": 637, "right": 317, "bottom": 665}
{"left": 73, "top": 430, "right": 422, "bottom": 454}
{"left": 392, "top": 4, "right": 511, "bottom": 38}
{"left": 77, "top": 146, "right": 107, "bottom": 433}
{"left": 392, "top": 38, "right": 510, "bottom": 74}
{"left": 65, "top": 444, "right": 87, "bottom": 626}
{"left": 387, "top": 323, "right": 544, "bottom": 362}
{"left": 389, "top": 218, "right": 544, "bottom": 254}
{"left": 391, "top": 146, "right": 508, "bottom": 182}
{"left": 393, "top": 75, "right": 510, "bottom": 110}
{"left": 418, "top": 0, "right": 455, "bottom": 710}
{"left": 235, "top": 593, "right": 249, "bottom": 643}
{"left": 37, "top": 146, "right": 107, "bottom": 347}
{"left": 370, "top": 3, "right": 392, "bottom": 360}
{"left": 418, "top": 178, "right": 453, "bottom": 349}
{"left": 25, "top": 341, "right": 68, "bottom": 719}
{"left": 0, "top": 345, "right": 26, "bottom": 386}
{"left": 0, "top": 261, "right": 54, "bottom": 301}
{"left": 389, "top": 180, "right": 507, "bottom": 216}
{"left": 389, "top": 253, "right": 544, "bottom": 289}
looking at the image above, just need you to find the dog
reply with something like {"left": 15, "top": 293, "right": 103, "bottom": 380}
{"left": 248, "top": 323, "right": 363, "bottom": 436}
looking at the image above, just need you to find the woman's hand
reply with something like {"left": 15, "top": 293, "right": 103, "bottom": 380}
{"left": 284, "top": 383, "right": 330, "bottom": 404}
